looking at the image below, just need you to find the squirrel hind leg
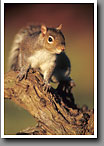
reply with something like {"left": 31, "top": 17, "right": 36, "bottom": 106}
{"left": 69, "top": 79, "right": 76, "bottom": 88}
{"left": 57, "top": 77, "right": 75, "bottom": 93}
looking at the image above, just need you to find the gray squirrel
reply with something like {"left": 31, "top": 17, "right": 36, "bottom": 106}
{"left": 9, "top": 24, "right": 75, "bottom": 87}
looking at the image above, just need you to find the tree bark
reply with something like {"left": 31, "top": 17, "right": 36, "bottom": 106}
{"left": 4, "top": 70, "right": 94, "bottom": 135}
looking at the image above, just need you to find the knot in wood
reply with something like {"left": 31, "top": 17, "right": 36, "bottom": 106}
{"left": 40, "top": 98, "right": 46, "bottom": 107}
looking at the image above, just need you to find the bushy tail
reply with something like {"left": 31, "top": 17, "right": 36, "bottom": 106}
{"left": 8, "top": 32, "right": 25, "bottom": 71}
{"left": 8, "top": 24, "right": 41, "bottom": 71}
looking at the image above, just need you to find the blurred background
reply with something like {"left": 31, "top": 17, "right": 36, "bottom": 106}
{"left": 4, "top": 3, "right": 94, "bottom": 135}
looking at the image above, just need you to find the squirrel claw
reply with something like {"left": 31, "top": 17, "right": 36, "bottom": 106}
{"left": 69, "top": 80, "right": 76, "bottom": 88}
{"left": 17, "top": 74, "right": 24, "bottom": 81}
{"left": 43, "top": 81, "right": 51, "bottom": 92}
{"left": 17, "top": 71, "right": 27, "bottom": 81}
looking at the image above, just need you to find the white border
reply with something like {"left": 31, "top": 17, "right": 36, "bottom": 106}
{"left": 1, "top": 0, "right": 97, "bottom": 138}
{"left": 0, "top": 0, "right": 98, "bottom": 4}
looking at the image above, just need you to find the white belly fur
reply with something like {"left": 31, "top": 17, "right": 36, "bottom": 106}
{"left": 28, "top": 50, "right": 70, "bottom": 82}
{"left": 28, "top": 49, "right": 56, "bottom": 73}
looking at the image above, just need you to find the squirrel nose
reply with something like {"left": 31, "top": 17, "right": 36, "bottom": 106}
{"left": 61, "top": 47, "right": 65, "bottom": 51}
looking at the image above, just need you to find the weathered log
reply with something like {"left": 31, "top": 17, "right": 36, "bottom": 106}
{"left": 4, "top": 70, "right": 94, "bottom": 135}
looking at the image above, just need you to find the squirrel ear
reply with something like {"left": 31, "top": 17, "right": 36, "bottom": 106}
{"left": 41, "top": 25, "right": 47, "bottom": 35}
{"left": 56, "top": 24, "right": 62, "bottom": 30}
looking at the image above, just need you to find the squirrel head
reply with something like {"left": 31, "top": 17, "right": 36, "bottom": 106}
{"left": 39, "top": 24, "right": 65, "bottom": 54}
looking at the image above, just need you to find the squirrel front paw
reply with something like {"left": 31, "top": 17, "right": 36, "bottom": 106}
{"left": 17, "top": 70, "right": 28, "bottom": 81}
{"left": 16, "top": 66, "right": 30, "bottom": 81}
{"left": 43, "top": 80, "right": 51, "bottom": 92}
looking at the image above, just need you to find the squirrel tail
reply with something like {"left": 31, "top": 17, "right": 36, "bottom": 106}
{"left": 8, "top": 32, "right": 25, "bottom": 71}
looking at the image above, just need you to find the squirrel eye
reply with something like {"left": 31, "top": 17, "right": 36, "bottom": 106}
{"left": 48, "top": 36, "right": 54, "bottom": 43}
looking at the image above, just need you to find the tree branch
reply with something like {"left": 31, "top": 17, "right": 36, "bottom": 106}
{"left": 4, "top": 70, "right": 94, "bottom": 135}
